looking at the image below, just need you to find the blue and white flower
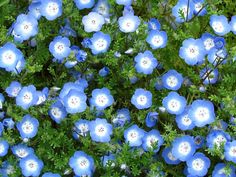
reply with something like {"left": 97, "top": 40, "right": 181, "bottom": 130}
{"left": 230, "top": 16, "right": 236, "bottom": 35}
{"left": 200, "top": 67, "right": 219, "bottom": 85}
{"left": 59, "top": 82, "right": 84, "bottom": 99}
{"left": 206, "top": 130, "right": 231, "bottom": 149}
{"left": 124, "top": 124, "right": 145, "bottom": 147}
{"left": 112, "top": 108, "right": 130, "bottom": 127}
{"left": 146, "top": 30, "right": 167, "bottom": 49}
{"left": 224, "top": 141, "right": 236, "bottom": 163}
{"left": 16, "top": 114, "right": 39, "bottom": 139}
{"left": 90, "top": 87, "right": 114, "bottom": 110}
{"left": 28, "top": 2, "right": 42, "bottom": 20}
{"left": 89, "top": 32, "right": 111, "bottom": 55}
{"left": 210, "top": 15, "right": 231, "bottom": 36}
{"left": 175, "top": 108, "right": 195, "bottom": 131}
{"left": 0, "top": 140, "right": 9, "bottom": 157}
{"left": 172, "top": 135, "right": 196, "bottom": 161}
{"left": 13, "top": 14, "right": 38, "bottom": 41}
{"left": 200, "top": 33, "right": 215, "bottom": 53}
{"left": 73, "top": 119, "right": 90, "bottom": 138}
{"left": 19, "top": 154, "right": 44, "bottom": 177}
{"left": 145, "top": 112, "right": 158, "bottom": 128}
{"left": 62, "top": 89, "right": 87, "bottom": 114}
{"left": 142, "top": 129, "right": 163, "bottom": 152}
{"left": 74, "top": 0, "right": 95, "bottom": 10}
{"left": 186, "top": 152, "right": 210, "bottom": 176}
{"left": 89, "top": 118, "right": 113, "bottom": 143}
{"left": 148, "top": 18, "right": 161, "bottom": 31}
{"left": 179, "top": 38, "right": 206, "bottom": 65}
{"left": 69, "top": 151, "right": 94, "bottom": 176}
{"left": 49, "top": 36, "right": 71, "bottom": 61}
{"left": 116, "top": 0, "right": 132, "bottom": 6}
{"left": 48, "top": 100, "right": 67, "bottom": 124}
{"left": 5, "top": 81, "right": 22, "bottom": 97}
{"left": 101, "top": 154, "right": 115, "bottom": 167}
{"left": 162, "top": 70, "right": 183, "bottom": 90}
{"left": 93, "top": 0, "right": 110, "bottom": 18}
{"left": 207, "top": 48, "right": 227, "bottom": 66}
{"left": 16, "top": 85, "right": 38, "bottom": 110}
{"left": 42, "top": 172, "right": 61, "bottom": 177}
{"left": 82, "top": 12, "right": 105, "bottom": 32}
{"left": 40, "top": 0, "right": 62, "bottom": 21}
{"left": 11, "top": 144, "right": 34, "bottom": 159}
{"left": 192, "top": 0, "right": 207, "bottom": 16}
{"left": 0, "top": 42, "right": 24, "bottom": 72}
{"left": 118, "top": 12, "right": 140, "bottom": 33}
{"left": 162, "top": 147, "right": 181, "bottom": 165}
{"left": 188, "top": 99, "right": 215, "bottom": 127}
{"left": 212, "top": 163, "right": 236, "bottom": 177}
{"left": 131, "top": 88, "right": 152, "bottom": 109}
{"left": 2, "top": 118, "right": 15, "bottom": 129}
{"left": 162, "top": 91, "right": 187, "bottom": 115}
{"left": 134, "top": 50, "right": 158, "bottom": 74}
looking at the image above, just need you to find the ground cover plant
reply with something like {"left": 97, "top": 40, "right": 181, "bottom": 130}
{"left": 0, "top": 0, "right": 236, "bottom": 176}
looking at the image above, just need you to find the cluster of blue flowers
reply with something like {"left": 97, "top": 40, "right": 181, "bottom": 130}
{"left": 0, "top": 0, "right": 236, "bottom": 176}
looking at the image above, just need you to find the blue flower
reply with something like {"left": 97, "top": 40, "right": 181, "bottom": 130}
{"left": 124, "top": 124, "right": 145, "bottom": 147}
{"left": 175, "top": 108, "right": 195, "bottom": 130}
{"left": 16, "top": 114, "right": 39, "bottom": 139}
{"left": 162, "top": 91, "right": 186, "bottom": 115}
{"left": 0, "top": 140, "right": 9, "bottom": 157}
{"left": 148, "top": 18, "right": 161, "bottom": 31}
{"left": 89, "top": 118, "right": 113, "bottom": 143}
{"left": 81, "top": 38, "right": 92, "bottom": 48}
{"left": 14, "top": 56, "right": 26, "bottom": 74}
{"left": 214, "top": 37, "right": 226, "bottom": 49}
{"left": 2, "top": 118, "right": 15, "bottom": 129}
{"left": 62, "top": 89, "right": 87, "bottom": 114}
{"left": 112, "top": 108, "right": 130, "bottom": 127}
{"left": 200, "top": 67, "right": 219, "bottom": 85}
{"left": 192, "top": 0, "right": 207, "bottom": 16}
{"left": 40, "top": 0, "right": 62, "bottom": 21}
{"left": 101, "top": 154, "right": 115, "bottom": 167}
{"left": 11, "top": 144, "right": 34, "bottom": 159}
{"left": 5, "top": 81, "right": 22, "bottom": 97}
{"left": 186, "top": 152, "right": 210, "bottom": 176}
{"left": 200, "top": 32, "right": 215, "bottom": 53}
{"left": 89, "top": 32, "right": 111, "bottom": 55}
{"left": 172, "top": 0, "right": 195, "bottom": 23}
{"left": 13, "top": 14, "right": 38, "bottom": 41}
{"left": 131, "top": 88, "right": 152, "bottom": 109}
{"left": 179, "top": 38, "right": 206, "bottom": 65}
{"left": 82, "top": 12, "right": 105, "bottom": 32}
{"left": 206, "top": 130, "right": 231, "bottom": 149}
{"left": 69, "top": 151, "right": 94, "bottom": 176}
{"left": 48, "top": 100, "right": 67, "bottom": 124}
{"left": 171, "top": 135, "right": 196, "bottom": 161}
{"left": 212, "top": 163, "right": 236, "bottom": 177}
{"left": 76, "top": 49, "right": 87, "bottom": 62}
{"left": 224, "top": 140, "right": 236, "bottom": 163}
{"left": 74, "top": 0, "right": 95, "bottom": 10}
{"left": 162, "top": 70, "right": 183, "bottom": 90}
{"left": 118, "top": 12, "right": 140, "bottom": 33}
{"left": 145, "top": 112, "right": 158, "bottom": 128}
{"left": 49, "top": 36, "right": 71, "bottom": 61}
{"left": 99, "top": 67, "right": 110, "bottom": 77}
{"left": 230, "top": 16, "right": 236, "bottom": 35}
{"left": 16, "top": 85, "right": 38, "bottom": 110}
{"left": 142, "top": 129, "right": 163, "bottom": 152}
{"left": 93, "top": 0, "right": 110, "bottom": 18}
{"left": 19, "top": 154, "right": 44, "bottom": 177}
{"left": 162, "top": 147, "right": 181, "bottom": 165}
{"left": 0, "top": 122, "right": 3, "bottom": 136}
{"left": 134, "top": 50, "right": 158, "bottom": 74}
{"left": 210, "top": 15, "right": 231, "bottom": 36}
{"left": 146, "top": 30, "right": 167, "bottom": 49}
{"left": 0, "top": 42, "right": 24, "bottom": 72}
{"left": 188, "top": 99, "right": 215, "bottom": 127}
{"left": 59, "top": 19, "right": 77, "bottom": 37}
{"left": 194, "top": 136, "right": 205, "bottom": 149}
{"left": 207, "top": 48, "right": 227, "bottom": 66}
{"left": 42, "top": 172, "right": 61, "bottom": 177}
{"left": 116, "top": 0, "right": 132, "bottom": 6}
{"left": 73, "top": 119, "right": 90, "bottom": 138}
{"left": 90, "top": 87, "right": 114, "bottom": 110}
{"left": 28, "top": 2, "right": 42, "bottom": 20}
{"left": 59, "top": 82, "right": 84, "bottom": 99}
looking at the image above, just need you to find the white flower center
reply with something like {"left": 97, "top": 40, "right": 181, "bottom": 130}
{"left": 229, "top": 146, "right": 236, "bottom": 157}
{"left": 213, "top": 135, "right": 226, "bottom": 147}
{"left": 26, "top": 160, "right": 38, "bottom": 171}
{"left": 68, "top": 96, "right": 81, "bottom": 109}
{"left": 54, "top": 42, "right": 65, "bottom": 53}
{"left": 20, "top": 22, "right": 33, "bottom": 34}
{"left": 0, "top": 144, "right": 4, "bottom": 154}
{"left": 186, "top": 45, "right": 199, "bottom": 58}
{"left": 146, "top": 135, "right": 158, "bottom": 148}
{"left": 194, "top": 107, "right": 210, "bottom": 122}
{"left": 46, "top": 2, "right": 59, "bottom": 16}
{"left": 127, "top": 130, "right": 139, "bottom": 142}
{"left": 212, "top": 22, "right": 224, "bottom": 33}
{"left": 51, "top": 107, "right": 62, "bottom": 119}
{"left": 12, "top": 87, "right": 21, "bottom": 96}
{"left": 2, "top": 50, "right": 16, "bottom": 65}
{"left": 195, "top": 3, "right": 203, "bottom": 11}
{"left": 78, "top": 124, "right": 89, "bottom": 134}
{"left": 16, "top": 149, "right": 28, "bottom": 158}
{"left": 204, "top": 38, "right": 214, "bottom": 50}
{"left": 77, "top": 157, "right": 89, "bottom": 169}
{"left": 140, "top": 57, "right": 152, "bottom": 68}
{"left": 95, "top": 124, "right": 107, "bottom": 137}
{"left": 151, "top": 35, "right": 164, "bottom": 47}
{"left": 121, "top": 19, "right": 135, "bottom": 31}
{"left": 94, "top": 38, "right": 107, "bottom": 51}
{"left": 22, "top": 121, "right": 34, "bottom": 134}
{"left": 167, "top": 99, "right": 181, "bottom": 112}
{"left": 181, "top": 114, "right": 192, "bottom": 126}
{"left": 136, "top": 95, "right": 148, "bottom": 106}
{"left": 178, "top": 141, "right": 191, "bottom": 155}
{"left": 167, "top": 151, "right": 177, "bottom": 161}
{"left": 80, "top": 0, "right": 91, "bottom": 4}
{"left": 95, "top": 94, "right": 108, "bottom": 107}
{"left": 192, "top": 158, "right": 204, "bottom": 171}
{"left": 166, "top": 76, "right": 178, "bottom": 88}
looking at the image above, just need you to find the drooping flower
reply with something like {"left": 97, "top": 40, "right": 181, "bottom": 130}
{"left": 40, "top": 0, "right": 62, "bottom": 21}
{"left": 82, "top": 12, "right": 105, "bottom": 32}
{"left": 89, "top": 118, "right": 113, "bottom": 143}
{"left": 145, "top": 112, "right": 158, "bottom": 128}
{"left": 124, "top": 124, "right": 145, "bottom": 147}
{"left": 69, "top": 151, "right": 95, "bottom": 176}
{"left": 146, "top": 30, "right": 168, "bottom": 49}
{"left": 112, "top": 108, "right": 131, "bottom": 127}
{"left": 162, "top": 70, "right": 183, "bottom": 90}
{"left": 209, "top": 15, "right": 231, "bottom": 36}
{"left": 131, "top": 88, "right": 152, "bottom": 109}
{"left": 89, "top": 32, "right": 111, "bottom": 55}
